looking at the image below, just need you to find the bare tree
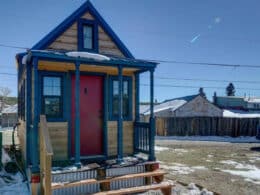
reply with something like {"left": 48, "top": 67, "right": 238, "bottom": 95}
{"left": 0, "top": 87, "right": 11, "bottom": 112}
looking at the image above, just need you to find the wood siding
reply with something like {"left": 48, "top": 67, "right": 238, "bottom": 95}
{"left": 174, "top": 96, "right": 223, "bottom": 117}
{"left": 46, "top": 122, "right": 68, "bottom": 161}
{"left": 107, "top": 121, "right": 134, "bottom": 156}
{"left": 47, "top": 12, "right": 125, "bottom": 57}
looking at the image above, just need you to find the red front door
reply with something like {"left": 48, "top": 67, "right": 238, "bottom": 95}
{"left": 71, "top": 75, "right": 103, "bottom": 156}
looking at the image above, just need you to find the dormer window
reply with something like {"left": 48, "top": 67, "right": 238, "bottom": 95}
{"left": 78, "top": 19, "right": 98, "bottom": 52}
{"left": 83, "top": 25, "right": 93, "bottom": 49}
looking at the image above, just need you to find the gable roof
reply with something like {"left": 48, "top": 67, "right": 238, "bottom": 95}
{"left": 31, "top": 0, "right": 134, "bottom": 58}
{"left": 143, "top": 94, "right": 198, "bottom": 115}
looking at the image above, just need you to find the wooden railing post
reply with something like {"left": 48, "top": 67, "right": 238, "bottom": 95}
{"left": 39, "top": 115, "right": 53, "bottom": 195}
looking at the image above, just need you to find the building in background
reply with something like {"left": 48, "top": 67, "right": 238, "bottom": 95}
{"left": 213, "top": 93, "right": 260, "bottom": 111}
{"left": 142, "top": 93, "right": 222, "bottom": 118}
{"left": 1, "top": 104, "right": 18, "bottom": 128}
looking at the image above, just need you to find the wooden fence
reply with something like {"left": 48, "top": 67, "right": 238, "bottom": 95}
{"left": 39, "top": 115, "right": 53, "bottom": 195}
{"left": 156, "top": 117, "right": 260, "bottom": 137}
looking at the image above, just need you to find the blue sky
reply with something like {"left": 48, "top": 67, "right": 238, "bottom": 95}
{"left": 1, "top": 0, "right": 260, "bottom": 102}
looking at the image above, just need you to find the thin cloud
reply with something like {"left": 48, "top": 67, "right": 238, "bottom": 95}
{"left": 190, "top": 34, "right": 201, "bottom": 43}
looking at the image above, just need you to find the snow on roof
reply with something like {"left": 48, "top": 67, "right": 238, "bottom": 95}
{"left": 66, "top": 51, "right": 110, "bottom": 61}
{"left": 140, "top": 105, "right": 150, "bottom": 114}
{"left": 143, "top": 95, "right": 198, "bottom": 115}
{"left": 223, "top": 109, "right": 260, "bottom": 118}
{"left": 246, "top": 98, "right": 260, "bottom": 103}
{"left": 2, "top": 104, "right": 17, "bottom": 114}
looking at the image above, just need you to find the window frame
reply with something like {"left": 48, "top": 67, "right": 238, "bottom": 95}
{"left": 40, "top": 73, "right": 64, "bottom": 120}
{"left": 109, "top": 76, "right": 132, "bottom": 121}
{"left": 78, "top": 19, "right": 98, "bottom": 52}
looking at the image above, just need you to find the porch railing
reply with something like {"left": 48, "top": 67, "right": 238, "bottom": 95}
{"left": 39, "top": 115, "right": 53, "bottom": 195}
{"left": 134, "top": 122, "right": 150, "bottom": 154}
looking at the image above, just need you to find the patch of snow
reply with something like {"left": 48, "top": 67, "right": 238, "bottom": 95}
{"left": 220, "top": 160, "right": 257, "bottom": 170}
{"left": 223, "top": 109, "right": 260, "bottom": 118}
{"left": 0, "top": 171, "right": 29, "bottom": 195}
{"left": 22, "top": 55, "right": 28, "bottom": 65}
{"left": 1, "top": 149, "right": 11, "bottom": 165}
{"left": 66, "top": 51, "right": 110, "bottom": 61}
{"left": 207, "top": 154, "right": 213, "bottom": 158}
{"left": 220, "top": 159, "right": 260, "bottom": 184}
{"left": 156, "top": 136, "right": 260, "bottom": 143}
{"left": 154, "top": 146, "right": 170, "bottom": 152}
{"left": 173, "top": 148, "right": 188, "bottom": 153}
{"left": 193, "top": 166, "right": 208, "bottom": 170}
{"left": 52, "top": 165, "right": 78, "bottom": 174}
{"left": 161, "top": 162, "right": 207, "bottom": 175}
{"left": 222, "top": 169, "right": 260, "bottom": 181}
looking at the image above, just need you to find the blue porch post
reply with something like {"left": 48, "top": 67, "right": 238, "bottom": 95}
{"left": 75, "top": 61, "right": 81, "bottom": 167}
{"left": 149, "top": 68, "right": 155, "bottom": 161}
{"left": 26, "top": 61, "right": 32, "bottom": 166}
{"left": 32, "top": 57, "right": 39, "bottom": 172}
{"left": 134, "top": 73, "right": 140, "bottom": 153}
{"left": 117, "top": 65, "right": 123, "bottom": 163}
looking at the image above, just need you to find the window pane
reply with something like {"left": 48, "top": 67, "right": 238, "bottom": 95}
{"left": 123, "top": 81, "right": 128, "bottom": 95}
{"left": 113, "top": 80, "right": 119, "bottom": 95}
{"left": 43, "top": 77, "right": 61, "bottom": 96}
{"left": 44, "top": 97, "right": 61, "bottom": 118}
{"left": 83, "top": 25, "right": 93, "bottom": 49}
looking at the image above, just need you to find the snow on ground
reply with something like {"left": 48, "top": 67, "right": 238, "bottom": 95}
{"left": 66, "top": 51, "right": 110, "bottom": 61}
{"left": 0, "top": 171, "right": 29, "bottom": 195}
{"left": 160, "top": 162, "right": 208, "bottom": 175}
{"left": 220, "top": 160, "right": 260, "bottom": 184}
{"left": 0, "top": 149, "right": 29, "bottom": 194}
{"left": 156, "top": 136, "right": 260, "bottom": 143}
{"left": 154, "top": 146, "right": 170, "bottom": 152}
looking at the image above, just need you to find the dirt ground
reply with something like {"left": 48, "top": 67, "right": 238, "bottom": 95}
{"left": 156, "top": 139, "right": 260, "bottom": 195}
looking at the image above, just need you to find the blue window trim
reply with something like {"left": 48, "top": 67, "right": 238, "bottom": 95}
{"left": 39, "top": 71, "right": 67, "bottom": 122}
{"left": 109, "top": 75, "right": 133, "bottom": 121}
{"left": 78, "top": 18, "right": 98, "bottom": 52}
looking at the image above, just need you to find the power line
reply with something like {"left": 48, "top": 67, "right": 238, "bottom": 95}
{"left": 0, "top": 43, "right": 28, "bottom": 50}
{"left": 0, "top": 73, "right": 16, "bottom": 76}
{"left": 152, "top": 76, "right": 260, "bottom": 84}
{"left": 141, "top": 83, "right": 260, "bottom": 91}
{"left": 1, "top": 42, "right": 260, "bottom": 69}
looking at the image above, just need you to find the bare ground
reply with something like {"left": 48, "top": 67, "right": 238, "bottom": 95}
{"left": 156, "top": 139, "right": 260, "bottom": 195}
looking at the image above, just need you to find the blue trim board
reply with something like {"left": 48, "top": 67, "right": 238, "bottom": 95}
{"left": 31, "top": 1, "right": 134, "bottom": 58}
{"left": 75, "top": 61, "right": 81, "bottom": 166}
{"left": 103, "top": 75, "right": 108, "bottom": 157}
{"left": 117, "top": 65, "right": 123, "bottom": 162}
{"left": 32, "top": 57, "right": 39, "bottom": 173}
{"left": 67, "top": 73, "right": 72, "bottom": 158}
{"left": 25, "top": 62, "right": 32, "bottom": 165}
{"left": 149, "top": 69, "right": 155, "bottom": 161}
{"left": 78, "top": 18, "right": 99, "bottom": 52}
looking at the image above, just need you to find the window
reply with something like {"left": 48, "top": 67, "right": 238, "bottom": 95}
{"left": 110, "top": 77, "right": 132, "bottom": 120}
{"left": 83, "top": 25, "right": 93, "bottom": 49}
{"left": 78, "top": 19, "right": 98, "bottom": 52}
{"left": 42, "top": 76, "right": 62, "bottom": 118}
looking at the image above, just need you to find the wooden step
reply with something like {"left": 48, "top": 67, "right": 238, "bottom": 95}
{"left": 93, "top": 181, "right": 174, "bottom": 195}
{"left": 52, "top": 169, "right": 167, "bottom": 190}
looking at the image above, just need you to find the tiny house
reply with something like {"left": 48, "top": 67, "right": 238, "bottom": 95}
{"left": 16, "top": 0, "right": 158, "bottom": 188}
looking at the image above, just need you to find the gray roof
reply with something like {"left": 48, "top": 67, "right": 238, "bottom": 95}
{"left": 143, "top": 95, "right": 198, "bottom": 115}
{"left": 2, "top": 104, "right": 17, "bottom": 114}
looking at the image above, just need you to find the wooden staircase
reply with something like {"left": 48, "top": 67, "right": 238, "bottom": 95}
{"left": 52, "top": 169, "right": 173, "bottom": 195}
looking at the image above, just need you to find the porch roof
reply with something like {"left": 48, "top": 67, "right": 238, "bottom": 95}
{"left": 18, "top": 50, "right": 158, "bottom": 70}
